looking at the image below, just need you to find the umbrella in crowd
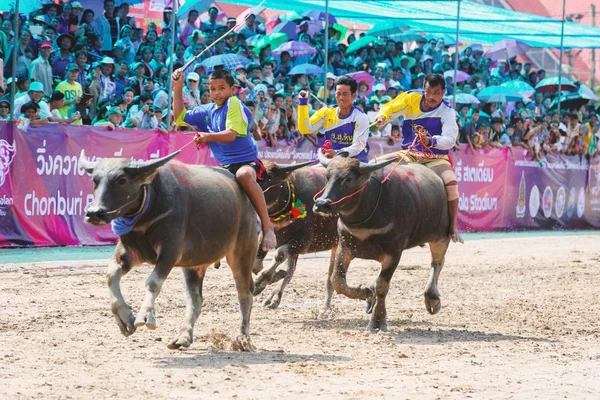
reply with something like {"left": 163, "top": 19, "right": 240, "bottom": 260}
{"left": 483, "top": 39, "right": 532, "bottom": 61}
{"left": 389, "top": 29, "right": 424, "bottom": 43}
{"left": 302, "top": 20, "right": 323, "bottom": 37}
{"left": 579, "top": 84, "right": 598, "bottom": 101}
{"left": 253, "top": 32, "right": 288, "bottom": 54}
{"left": 271, "top": 21, "right": 298, "bottom": 40}
{"left": 366, "top": 20, "right": 410, "bottom": 38}
{"left": 246, "top": 34, "right": 263, "bottom": 47}
{"left": 346, "top": 35, "right": 379, "bottom": 54}
{"left": 348, "top": 71, "right": 375, "bottom": 95}
{"left": 288, "top": 63, "right": 324, "bottom": 75}
{"left": 445, "top": 93, "right": 480, "bottom": 104}
{"left": 177, "top": 0, "right": 213, "bottom": 21}
{"left": 280, "top": 11, "right": 305, "bottom": 23}
{"left": 302, "top": 10, "right": 336, "bottom": 24}
{"left": 272, "top": 41, "right": 318, "bottom": 57}
{"left": 535, "top": 76, "right": 578, "bottom": 93}
{"left": 331, "top": 23, "right": 348, "bottom": 41}
{"left": 200, "top": 54, "right": 251, "bottom": 73}
{"left": 550, "top": 92, "right": 590, "bottom": 110}
{"left": 477, "top": 86, "right": 523, "bottom": 103}
{"left": 501, "top": 80, "right": 535, "bottom": 97}
{"left": 444, "top": 70, "right": 471, "bottom": 83}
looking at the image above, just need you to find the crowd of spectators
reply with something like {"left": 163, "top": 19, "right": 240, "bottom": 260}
{"left": 0, "top": 0, "right": 598, "bottom": 160}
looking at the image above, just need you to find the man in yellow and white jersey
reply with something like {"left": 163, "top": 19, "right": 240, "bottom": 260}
{"left": 298, "top": 75, "right": 370, "bottom": 162}
{"left": 374, "top": 73, "right": 463, "bottom": 243}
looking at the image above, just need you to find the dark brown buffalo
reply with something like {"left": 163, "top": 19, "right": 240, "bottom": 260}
{"left": 80, "top": 150, "right": 257, "bottom": 350}
{"left": 254, "top": 161, "right": 338, "bottom": 313}
{"left": 313, "top": 152, "right": 451, "bottom": 332}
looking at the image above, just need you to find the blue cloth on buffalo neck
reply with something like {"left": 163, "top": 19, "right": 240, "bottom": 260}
{"left": 111, "top": 188, "right": 151, "bottom": 236}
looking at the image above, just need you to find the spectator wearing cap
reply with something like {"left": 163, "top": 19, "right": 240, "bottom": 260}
{"left": 226, "top": 17, "right": 237, "bottom": 30}
{"left": 29, "top": 42, "right": 53, "bottom": 97}
{"left": 14, "top": 82, "right": 51, "bottom": 118}
{"left": 0, "top": 97, "right": 10, "bottom": 121}
{"left": 55, "top": 63, "right": 83, "bottom": 125}
{"left": 98, "top": 57, "right": 116, "bottom": 102}
{"left": 370, "top": 83, "right": 387, "bottom": 104}
{"left": 201, "top": 7, "right": 222, "bottom": 33}
{"left": 95, "top": 0, "right": 119, "bottom": 52}
{"left": 180, "top": 10, "right": 200, "bottom": 46}
{"left": 238, "top": 14, "right": 258, "bottom": 38}
{"left": 182, "top": 72, "right": 201, "bottom": 111}
{"left": 50, "top": 34, "right": 76, "bottom": 79}
{"left": 93, "top": 106, "right": 123, "bottom": 129}
{"left": 318, "top": 73, "right": 336, "bottom": 101}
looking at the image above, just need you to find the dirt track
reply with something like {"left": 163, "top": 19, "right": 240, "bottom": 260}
{"left": 1, "top": 235, "right": 599, "bottom": 399}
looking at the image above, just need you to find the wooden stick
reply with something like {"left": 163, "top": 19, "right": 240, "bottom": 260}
{"left": 310, "top": 92, "right": 329, "bottom": 108}
{"left": 177, "top": 0, "right": 266, "bottom": 76}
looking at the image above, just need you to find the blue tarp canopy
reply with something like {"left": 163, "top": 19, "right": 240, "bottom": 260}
{"left": 215, "top": 0, "right": 600, "bottom": 48}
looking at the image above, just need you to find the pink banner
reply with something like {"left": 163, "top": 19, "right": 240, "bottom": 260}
{"left": 1, "top": 122, "right": 598, "bottom": 247}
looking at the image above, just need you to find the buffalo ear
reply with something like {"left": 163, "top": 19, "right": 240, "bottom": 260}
{"left": 358, "top": 158, "right": 396, "bottom": 175}
{"left": 79, "top": 150, "right": 97, "bottom": 174}
{"left": 273, "top": 159, "right": 316, "bottom": 175}
{"left": 124, "top": 150, "right": 181, "bottom": 177}
{"left": 335, "top": 151, "right": 350, "bottom": 158}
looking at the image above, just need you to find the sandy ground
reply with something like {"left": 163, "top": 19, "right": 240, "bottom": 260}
{"left": 1, "top": 235, "right": 599, "bottom": 400}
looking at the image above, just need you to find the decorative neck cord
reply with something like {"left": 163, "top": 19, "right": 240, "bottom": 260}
{"left": 270, "top": 179, "right": 307, "bottom": 222}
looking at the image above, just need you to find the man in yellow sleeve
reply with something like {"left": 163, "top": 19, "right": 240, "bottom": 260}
{"left": 55, "top": 63, "right": 83, "bottom": 125}
{"left": 374, "top": 73, "right": 463, "bottom": 243}
{"left": 298, "top": 75, "right": 370, "bottom": 162}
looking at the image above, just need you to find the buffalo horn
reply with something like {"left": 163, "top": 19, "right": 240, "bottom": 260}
{"left": 125, "top": 150, "right": 181, "bottom": 176}
{"left": 274, "top": 159, "right": 316, "bottom": 174}
{"left": 358, "top": 158, "right": 397, "bottom": 175}
{"left": 79, "top": 150, "right": 97, "bottom": 174}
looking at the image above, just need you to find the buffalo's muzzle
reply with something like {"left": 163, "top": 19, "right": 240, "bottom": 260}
{"left": 85, "top": 206, "right": 109, "bottom": 225}
{"left": 313, "top": 198, "right": 335, "bottom": 216}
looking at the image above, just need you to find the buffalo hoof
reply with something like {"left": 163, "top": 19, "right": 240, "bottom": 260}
{"left": 424, "top": 297, "right": 441, "bottom": 315}
{"left": 167, "top": 336, "right": 192, "bottom": 350}
{"left": 253, "top": 279, "right": 268, "bottom": 296}
{"left": 317, "top": 307, "right": 333, "bottom": 320}
{"left": 367, "top": 321, "right": 388, "bottom": 333}
{"left": 134, "top": 311, "right": 157, "bottom": 330}
{"left": 365, "top": 298, "right": 375, "bottom": 314}
{"left": 114, "top": 313, "right": 137, "bottom": 337}
{"left": 234, "top": 335, "right": 255, "bottom": 352}
{"left": 262, "top": 296, "right": 281, "bottom": 309}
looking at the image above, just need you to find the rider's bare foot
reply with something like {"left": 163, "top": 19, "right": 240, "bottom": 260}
{"left": 450, "top": 226, "right": 464, "bottom": 244}
{"left": 262, "top": 228, "right": 277, "bottom": 251}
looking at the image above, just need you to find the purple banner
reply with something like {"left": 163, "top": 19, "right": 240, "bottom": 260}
{"left": 0, "top": 122, "right": 599, "bottom": 247}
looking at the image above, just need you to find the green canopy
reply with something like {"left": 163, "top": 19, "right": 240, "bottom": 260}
{"left": 219, "top": 0, "right": 600, "bottom": 48}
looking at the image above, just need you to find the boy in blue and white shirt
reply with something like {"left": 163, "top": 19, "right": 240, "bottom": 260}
{"left": 172, "top": 68, "right": 276, "bottom": 250}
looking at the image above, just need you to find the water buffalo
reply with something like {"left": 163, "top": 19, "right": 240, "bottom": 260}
{"left": 253, "top": 161, "right": 338, "bottom": 312}
{"left": 313, "top": 152, "right": 451, "bottom": 332}
{"left": 79, "top": 150, "right": 257, "bottom": 350}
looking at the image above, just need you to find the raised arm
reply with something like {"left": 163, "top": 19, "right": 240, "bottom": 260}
{"left": 297, "top": 90, "right": 329, "bottom": 135}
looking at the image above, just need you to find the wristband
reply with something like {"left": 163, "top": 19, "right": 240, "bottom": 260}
{"left": 299, "top": 97, "right": 308, "bottom": 106}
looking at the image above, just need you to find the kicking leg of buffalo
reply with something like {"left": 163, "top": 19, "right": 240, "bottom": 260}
{"left": 331, "top": 244, "right": 372, "bottom": 301}
{"left": 168, "top": 267, "right": 207, "bottom": 350}
{"left": 254, "top": 244, "right": 290, "bottom": 296}
{"left": 424, "top": 239, "right": 450, "bottom": 315}
{"left": 107, "top": 245, "right": 137, "bottom": 337}
{"left": 368, "top": 253, "right": 401, "bottom": 333}
{"left": 135, "top": 252, "right": 177, "bottom": 330}
{"left": 263, "top": 255, "right": 298, "bottom": 309}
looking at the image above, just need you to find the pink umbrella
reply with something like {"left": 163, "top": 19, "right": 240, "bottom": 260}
{"left": 348, "top": 71, "right": 374, "bottom": 95}
{"left": 272, "top": 41, "right": 317, "bottom": 57}
{"left": 483, "top": 39, "right": 532, "bottom": 61}
{"left": 444, "top": 70, "right": 471, "bottom": 83}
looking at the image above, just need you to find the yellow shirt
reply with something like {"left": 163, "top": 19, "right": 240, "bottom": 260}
{"left": 56, "top": 80, "right": 83, "bottom": 125}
